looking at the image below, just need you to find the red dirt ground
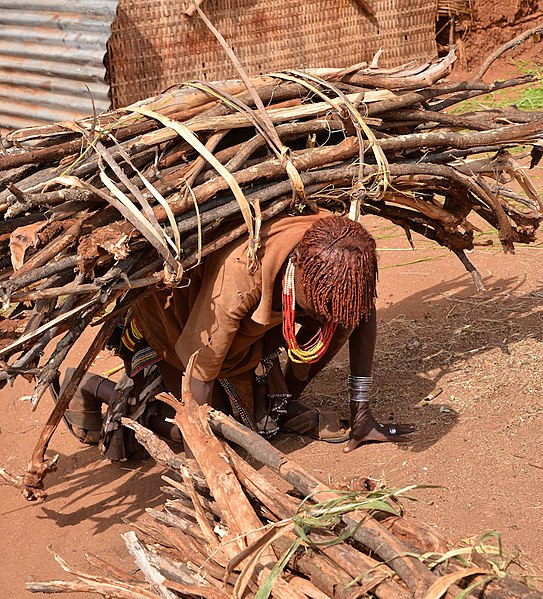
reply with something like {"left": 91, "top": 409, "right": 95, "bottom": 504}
{"left": 3, "top": 211, "right": 543, "bottom": 596}
{"left": 1, "top": 15, "right": 543, "bottom": 599}
{"left": 454, "top": 0, "right": 543, "bottom": 73}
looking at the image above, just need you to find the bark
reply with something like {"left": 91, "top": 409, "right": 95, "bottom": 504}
{"left": 20, "top": 314, "right": 118, "bottom": 500}
{"left": 209, "top": 411, "right": 438, "bottom": 596}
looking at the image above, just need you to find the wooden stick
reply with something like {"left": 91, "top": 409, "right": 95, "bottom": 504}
{"left": 30, "top": 301, "right": 99, "bottom": 409}
{"left": 157, "top": 362, "right": 307, "bottom": 598}
{"left": 27, "top": 579, "right": 165, "bottom": 598}
{"left": 209, "top": 411, "right": 438, "bottom": 595}
{"left": 20, "top": 316, "right": 118, "bottom": 500}
{"left": 122, "top": 532, "right": 177, "bottom": 599}
{"left": 226, "top": 446, "right": 409, "bottom": 599}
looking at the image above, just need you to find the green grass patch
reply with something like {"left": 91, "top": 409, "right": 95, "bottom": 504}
{"left": 451, "top": 59, "right": 543, "bottom": 113}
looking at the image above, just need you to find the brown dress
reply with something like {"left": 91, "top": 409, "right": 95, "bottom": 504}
{"left": 133, "top": 210, "right": 332, "bottom": 381}
{"left": 100, "top": 211, "right": 333, "bottom": 459}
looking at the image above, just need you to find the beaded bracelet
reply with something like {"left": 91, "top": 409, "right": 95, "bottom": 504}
{"left": 348, "top": 375, "right": 372, "bottom": 403}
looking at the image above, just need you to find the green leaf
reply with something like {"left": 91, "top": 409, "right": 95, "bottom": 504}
{"left": 254, "top": 538, "right": 302, "bottom": 599}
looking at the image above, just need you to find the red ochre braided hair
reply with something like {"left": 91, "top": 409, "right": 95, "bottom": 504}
{"left": 293, "top": 216, "right": 378, "bottom": 329}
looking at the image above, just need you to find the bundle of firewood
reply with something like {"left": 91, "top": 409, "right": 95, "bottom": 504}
{"left": 2, "top": 48, "right": 543, "bottom": 379}
{"left": 26, "top": 359, "right": 543, "bottom": 598}
{"left": 1, "top": 33, "right": 543, "bottom": 497}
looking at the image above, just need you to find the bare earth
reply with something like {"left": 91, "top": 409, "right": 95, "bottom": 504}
{"left": 2, "top": 20, "right": 543, "bottom": 597}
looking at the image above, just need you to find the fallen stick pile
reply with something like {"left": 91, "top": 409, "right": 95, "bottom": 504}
{"left": 0, "top": 32, "right": 543, "bottom": 498}
{"left": 26, "top": 358, "right": 543, "bottom": 598}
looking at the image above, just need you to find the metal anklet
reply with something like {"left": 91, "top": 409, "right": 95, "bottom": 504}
{"left": 348, "top": 375, "right": 372, "bottom": 403}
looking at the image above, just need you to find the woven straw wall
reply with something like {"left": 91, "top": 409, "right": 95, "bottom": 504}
{"left": 107, "top": 0, "right": 439, "bottom": 108}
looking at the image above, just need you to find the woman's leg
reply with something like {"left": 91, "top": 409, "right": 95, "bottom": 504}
{"left": 284, "top": 321, "right": 352, "bottom": 404}
{"left": 59, "top": 372, "right": 116, "bottom": 444}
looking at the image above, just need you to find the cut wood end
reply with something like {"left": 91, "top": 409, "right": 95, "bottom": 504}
{"left": 156, "top": 391, "right": 181, "bottom": 410}
{"left": 182, "top": 350, "right": 199, "bottom": 396}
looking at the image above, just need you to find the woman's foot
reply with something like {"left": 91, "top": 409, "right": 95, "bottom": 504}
{"left": 344, "top": 401, "right": 414, "bottom": 452}
{"left": 51, "top": 371, "right": 113, "bottom": 444}
{"left": 281, "top": 399, "right": 350, "bottom": 443}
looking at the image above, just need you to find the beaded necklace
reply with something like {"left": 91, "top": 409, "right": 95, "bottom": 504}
{"left": 282, "top": 257, "right": 337, "bottom": 363}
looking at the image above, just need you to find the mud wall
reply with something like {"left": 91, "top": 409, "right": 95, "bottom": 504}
{"left": 459, "top": 0, "right": 543, "bottom": 70}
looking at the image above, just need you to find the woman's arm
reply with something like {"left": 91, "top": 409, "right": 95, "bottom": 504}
{"left": 348, "top": 306, "right": 377, "bottom": 377}
{"left": 345, "top": 307, "right": 414, "bottom": 452}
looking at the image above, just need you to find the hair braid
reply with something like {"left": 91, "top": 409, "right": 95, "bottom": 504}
{"left": 294, "top": 216, "right": 378, "bottom": 328}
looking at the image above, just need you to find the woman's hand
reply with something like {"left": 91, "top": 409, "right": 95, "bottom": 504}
{"left": 191, "top": 377, "right": 215, "bottom": 406}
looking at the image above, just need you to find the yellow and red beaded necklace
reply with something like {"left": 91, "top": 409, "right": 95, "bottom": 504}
{"left": 282, "top": 257, "right": 337, "bottom": 363}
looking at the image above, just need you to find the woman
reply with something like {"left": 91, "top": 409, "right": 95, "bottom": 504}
{"left": 59, "top": 212, "right": 413, "bottom": 459}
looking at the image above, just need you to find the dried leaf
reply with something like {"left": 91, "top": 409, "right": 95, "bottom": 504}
{"left": 9, "top": 221, "right": 48, "bottom": 271}
{"left": 421, "top": 567, "right": 488, "bottom": 599}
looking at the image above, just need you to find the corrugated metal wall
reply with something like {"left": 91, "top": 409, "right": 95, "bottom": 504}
{"left": 0, "top": 0, "right": 118, "bottom": 131}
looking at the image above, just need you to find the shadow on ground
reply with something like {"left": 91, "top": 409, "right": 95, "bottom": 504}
{"left": 297, "top": 273, "right": 543, "bottom": 454}
{"left": 37, "top": 445, "right": 167, "bottom": 534}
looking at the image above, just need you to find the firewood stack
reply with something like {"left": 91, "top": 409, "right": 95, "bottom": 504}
{"left": 2, "top": 45, "right": 543, "bottom": 396}
{"left": 26, "top": 359, "right": 543, "bottom": 598}
{"left": 1, "top": 19, "right": 542, "bottom": 596}
{"left": 1, "top": 39, "right": 543, "bottom": 498}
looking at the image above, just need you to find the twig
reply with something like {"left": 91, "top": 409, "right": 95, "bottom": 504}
{"left": 20, "top": 316, "right": 118, "bottom": 500}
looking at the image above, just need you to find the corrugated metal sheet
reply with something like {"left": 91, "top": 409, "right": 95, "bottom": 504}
{"left": 0, "top": 0, "right": 118, "bottom": 131}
